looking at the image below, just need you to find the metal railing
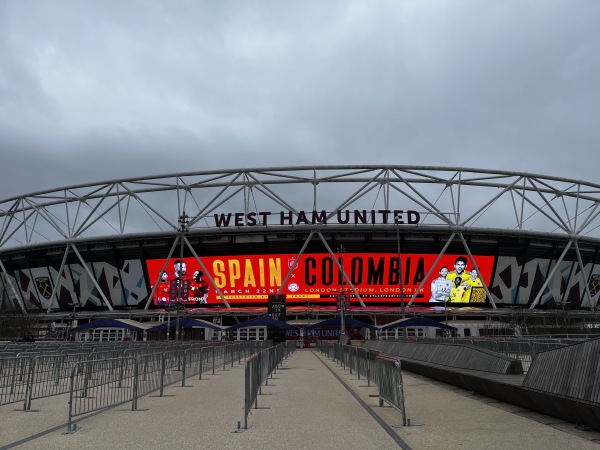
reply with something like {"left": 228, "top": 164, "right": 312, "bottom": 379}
{"left": 24, "top": 353, "right": 89, "bottom": 410}
{"left": 369, "top": 336, "right": 577, "bottom": 374}
{"left": 319, "top": 342, "right": 408, "bottom": 426}
{"left": 1, "top": 340, "right": 260, "bottom": 433}
{"left": 0, "top": 356, "right": 32, "bottom": 406}
{"left": 375, "top": 354, "right": 408, "bottom": 426}
{"left": 66, "top": 342, "right": 255, "bottom": 433}
{"left": 523, "top": 337, "right": 600, "bottom": 404}
{"left": 240, "top": 340, "right": 297, "bottom": 430}
{"left": 67, "top": 356, "right": 137, "bottom": 432}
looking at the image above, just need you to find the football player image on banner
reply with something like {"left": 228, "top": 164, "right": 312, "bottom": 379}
{"left": 156, "top": 270, "right": 170, "bottom": 302}
{"left": 429, "top": 266, "right": 453, "bottom": 303}
{"left": 463, "top": 268, "right": 486, "bottom": 303}
{"left": 151, "top": 259, "right": 196, "bottom": 306}
{"left": 446, "top": 256, "right": 487, "bottom": 304}
{"left": 191, "top": 270, "right": 210, "bottom": 304}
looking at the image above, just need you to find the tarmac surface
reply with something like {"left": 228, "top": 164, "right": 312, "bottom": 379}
{"left": 1, "top": 347, "right": 600, "bottom": 450}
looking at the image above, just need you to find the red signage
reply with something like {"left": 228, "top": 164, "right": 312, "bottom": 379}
{"left": 146, "top": 253, "right": 494, "bottom": 306}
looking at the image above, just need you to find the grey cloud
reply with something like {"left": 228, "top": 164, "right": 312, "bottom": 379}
{"left": 0, "top": 0, "right": 599, "bottom": 203}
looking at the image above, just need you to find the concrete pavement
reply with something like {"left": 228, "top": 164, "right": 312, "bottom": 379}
{"left": 1, "top": 348, "right": 599, "bottom": 449}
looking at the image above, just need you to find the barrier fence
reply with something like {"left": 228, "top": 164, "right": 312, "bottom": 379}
{"left": 0, "top": 340, "right": 267, "bottom": 433}
{"left": 0, "top": 356, "right": 32, "bottom": 406}
{"left": 317, "top": 341, "right": 409, "bottom": 426}
{"left": 379, "top": 337, "right": 576, "bottom": 373}
{"left": 240, "top": 340, "right": 297, "bottom": 430}
{"left": 457, "top": 339, "right": 570, "bottom": 373}
{"left": 67, "top": 341, "right": 263, "bottom": 433}
{"left": 67, "top": 356, "right": 137, "bottom": 431}
{"left": 1, "top": 341, "right": 232, "bottom": 410}
{"left": 375, "top": 354, "right": 408, "bottom": 426}
{"left": 24, "top": 353, "right": 90, "bottom": 410}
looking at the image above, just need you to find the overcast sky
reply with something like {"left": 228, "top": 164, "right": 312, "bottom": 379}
{"left": 1, "top": 0, "right": 599, "bottom": 200}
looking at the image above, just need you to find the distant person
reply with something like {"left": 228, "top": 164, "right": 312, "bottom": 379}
{"left": 430, "top": 266, "right": 452, "bottom": 303}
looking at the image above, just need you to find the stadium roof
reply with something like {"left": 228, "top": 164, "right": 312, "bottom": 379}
{"left": 225, "top": 316, "right": 300, "bottom": 331}
{"left": 69, "top": 318, "right": 152, "bottom": 333}
{"left": 2, "top": 166, "right": 600, "bottom": 253}
{"left": 379, "top": 317, "right": 456, "bottom": 331}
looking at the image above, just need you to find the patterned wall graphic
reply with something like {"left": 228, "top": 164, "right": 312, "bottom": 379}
{"left": 0, "top": 273, "right": 20, "bottom": 311}
{"left": 540, "top": 260, "right": 573, "bottom": 307}
{"left": 489, "top": 256, "right": 523, "bottom": 305}
{"left": 92, "top": 262, "right": 126, "bottom": 307}
{"left": 5, "top": 256, "right": 596, "bottom": 311}
{"left": 13, "top": 259, "right": 148, "bottom": 311}
{"left": 47, "top": 264, "right": 79, "bottom": 309}
{"left": 118, "top": 260, "right": 148, "bottom": 307}
{"left": 586, "top": 267, "right": 600, "bottom": 309}
{"left": 564, "top": 261, "right": 596, "bottom": 309}
{"left": 14, "top": 268, "right": 43, "bottom": 310}
{"left": 490, "top": 256, "right": 594, "bottom": 307}
{"left": 64, "top": 264, "right": 103, "bottom": 308}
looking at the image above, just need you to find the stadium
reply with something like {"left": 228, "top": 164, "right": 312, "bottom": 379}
{"left": 1, "top": 165, "right": 600, "bottom": 338}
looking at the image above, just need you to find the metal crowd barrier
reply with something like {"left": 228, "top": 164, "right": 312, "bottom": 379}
{"left": 67, "top": 341, "right": 256, "bottom": 433}
{"left": 67, "top": 356, "right": 137, "bottom": 432}
{"left": 0, "top": 356, "right": 32, "bottom": 406}
{"left": 319, "top": 343, "right": 408, "bottom": 425}
{"left": 1, "top": 341, "right": 253, "bottom": 422}
{"left": 23, "top": 353, "right": 89, "bottom": 410}
{"left": 240, "top": 341, "right": 297, "bottom": 430}
{"left": 132, "top": 353, "right": 164, "bottom": 405}
{"left": 327, "top": 344, "right": 377, "bottom": 387}
{"left": 1, "top": 342, "right": 134, "bottom": 409}
{"left": 315, "top": 340, "right": 330, "bottom": 357}
{"left": 375, "top": 354, "right": 408, "bottom": 426}
{"left": 356, "top": 347, "right": 378, "bottom": 386}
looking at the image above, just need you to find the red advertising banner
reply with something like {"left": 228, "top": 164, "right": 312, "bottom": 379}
{"left": 146, "top": 253, "right": 494, "bottom": 307}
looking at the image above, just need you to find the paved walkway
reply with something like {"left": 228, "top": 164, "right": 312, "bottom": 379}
{"left": 1, "top": 348, "right": 599, "bottom": 449}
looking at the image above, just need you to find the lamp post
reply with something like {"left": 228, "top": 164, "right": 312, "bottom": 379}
{"left": 67, "top": 302, "right": 78, "bottom": 317}
{"left": 340, "top": 290, "right": 346, "bottom": 335}
{"left": 66, "top": 302, "right": 80, "bottom": 341}
{"left": 445, "top": 296, "right": 449, "bottom": 328}
{"left": 307, "top": 302, "right": 313, "bottom": 344}
{"left": 175, "top": 212, "right": 189, "bottom": 341}
{"left": 166, "top": 292, "right": 171, "bottom": 341}
{"left": 395, "top": 216, "right": 406, "bottom": 338}
{"left": 338, "top": 246, "right": 347, "bottom": 335}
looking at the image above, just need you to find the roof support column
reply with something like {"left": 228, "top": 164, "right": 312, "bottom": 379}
{"left": 529, "top": 240, "right": 573, "bottom": 309}
{"left": 70, "top": 244, "right": 113, "bottom": 311}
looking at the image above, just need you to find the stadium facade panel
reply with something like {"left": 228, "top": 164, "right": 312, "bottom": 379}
{"left": 1, "top": 166, "right": 600, "bottom": 315}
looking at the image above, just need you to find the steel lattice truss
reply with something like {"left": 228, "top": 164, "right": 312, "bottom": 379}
{"left": 2, "top": 166, "right": 600, "bottom": 313}
{"left": 1, "top": 165, "right": 600, "bottom": 248}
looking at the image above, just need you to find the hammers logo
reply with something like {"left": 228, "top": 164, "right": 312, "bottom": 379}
{"left": 589, "top": 274, "right": 600, "bottom": 297}
{"left": 35, "top": 277, "right": 53, "bottom": 299}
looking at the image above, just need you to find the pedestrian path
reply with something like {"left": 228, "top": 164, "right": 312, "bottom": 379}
{"left": 1, "top": 348, "right": 600, "bottom": 449}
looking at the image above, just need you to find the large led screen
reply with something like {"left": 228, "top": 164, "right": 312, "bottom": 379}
{"left": 146, "top": 253, "right": 494, "bottom": 307}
